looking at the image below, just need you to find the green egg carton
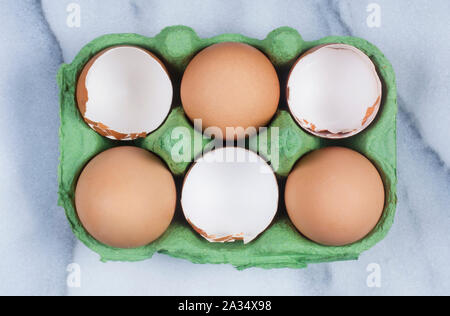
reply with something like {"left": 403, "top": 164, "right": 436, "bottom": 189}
{"left": 57, "top": 26, "right": 397, "bottom": 270}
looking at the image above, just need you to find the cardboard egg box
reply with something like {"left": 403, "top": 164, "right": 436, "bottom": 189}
{"left": 57, "top": 26, "right": 397, "bottom": 269}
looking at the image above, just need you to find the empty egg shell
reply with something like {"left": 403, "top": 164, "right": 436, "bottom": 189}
{"left": 76, "top": 46, "right": 173, "bottom": 141}
{"left": 181, "top": 147, "right": 279, "bottom": 244}
{"left": 287, "top": 43, "right": 382, "bottom": 139}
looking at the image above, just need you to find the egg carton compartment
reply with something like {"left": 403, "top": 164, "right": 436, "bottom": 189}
{"left": 57, "top": 26, "right": 397, "bottom": 269}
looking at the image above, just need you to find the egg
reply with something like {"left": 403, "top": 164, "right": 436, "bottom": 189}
{"left": 287, "top": 44, "right": 382, "bottom": 139}
{"left": 76, "top": 46, "right": 173, "bottom": 141}
{"left": 75, "top": 146, "right": 177, "bottom": 248}
{"left": 181, "top": 42, "right": 280, "bottom": 140}
{"left": 181, "top": 147, "right": 279, "bottom": 243}
{"left": 285, "top": 147, "right": 385, "bottom": 246}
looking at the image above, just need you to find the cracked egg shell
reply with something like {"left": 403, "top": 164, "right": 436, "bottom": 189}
{"left": 181, "top": 147, "right": 279, "bottom": 244}
{"left": 75, "top": 146, "right": 177, "bottom": 249}
{"left": 287, "top": 43, "right": 382, "bottom": 139}
{"left": 285, "top": 147, "right": 385, "bottom": 246}
{"left": 76, "top": 46, "right": 173, "bottom": 141}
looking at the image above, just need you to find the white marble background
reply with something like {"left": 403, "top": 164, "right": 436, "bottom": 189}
{"left": 0, "top": 0, "right": 449, "bottom": 296}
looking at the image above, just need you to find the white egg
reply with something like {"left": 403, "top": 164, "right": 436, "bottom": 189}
{"left": 78, "top": 46, "right": 173, "bottom": 140}
{"left": 181, "top": 147, "right": 279, "bottom": 244}
{"left": 287, "top": 43, "right": 382, "bottom": 138}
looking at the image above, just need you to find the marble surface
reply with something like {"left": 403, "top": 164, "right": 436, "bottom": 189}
{"left": 0, "top": 0, "right": 449, "bottom": 296}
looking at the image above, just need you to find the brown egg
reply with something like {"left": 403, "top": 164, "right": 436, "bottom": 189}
{"left": 285, "top": 147, "right": 385, "bottom": 246}
{"left": 75, "top": 146, "right": 176, "bottom": 248}
{"left": 181, "top": 42, "right": 280, "bottom": 140}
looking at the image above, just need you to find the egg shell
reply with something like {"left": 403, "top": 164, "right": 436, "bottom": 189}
{"left": 287, "top": 43, "right": 382, "bottom": 139}
{"left": 58, "top": 27, "right": 397, "bottom": 269}
{"left": 181, "top": 147, "right": 279, "bottom": 244}
{"left": 77, "top": 46, "right": 173, "bottom": 141}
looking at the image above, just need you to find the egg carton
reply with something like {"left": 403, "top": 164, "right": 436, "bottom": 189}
{"left": 57, "top": 26, "right": 397, "bottom": 270}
